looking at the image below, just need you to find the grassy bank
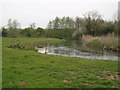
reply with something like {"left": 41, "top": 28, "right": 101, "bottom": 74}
{"left": 82, "top": 34, "right": 119, "bottom": 51}
{"left": 2, "top": 38, "right": 119, "bottom": 88}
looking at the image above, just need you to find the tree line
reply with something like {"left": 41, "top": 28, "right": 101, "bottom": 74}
{"left": 1, "top": 19, "right": 45, "bottom": 38}
{"left": 47, "top": 11, "right": 118, "bottom": 39}
{"left": 1, "top": 11, "right": 119, "bottom": 40}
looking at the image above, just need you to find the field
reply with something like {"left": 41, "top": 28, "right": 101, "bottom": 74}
{"left": 2, "top": 38, "right": 119, "bottom": 88}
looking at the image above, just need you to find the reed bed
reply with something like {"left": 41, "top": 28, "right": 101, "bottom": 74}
{"left": 82, "top": 34, "right": 119, "bottom": 51}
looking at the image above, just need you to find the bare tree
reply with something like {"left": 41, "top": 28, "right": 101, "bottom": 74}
{"left": 29, "top": 23, "right": 36, "bottom": 29}
{"left": 83, "top": 11, "right": 102, "bottom": 20}
{"left": 7, "top": 19, "right": 20, "bottom": 29}
{"left": 7, "top": 19, "right": 21, "bottom": 37}
{"left": 113, "top": 11, "right": 118, "bottom": 22}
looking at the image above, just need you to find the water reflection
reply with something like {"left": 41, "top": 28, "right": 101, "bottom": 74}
{"left": 38, "top": 41, "right": 119, "bottom": 61}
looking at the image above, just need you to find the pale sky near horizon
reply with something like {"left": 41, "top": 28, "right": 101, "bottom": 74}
{"left": 0, "top": 0, "right": 119, "bottom": 28}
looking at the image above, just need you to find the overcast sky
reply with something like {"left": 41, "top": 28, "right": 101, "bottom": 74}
{"left": 0, "top": 0, "right": 119, "bottom": 28}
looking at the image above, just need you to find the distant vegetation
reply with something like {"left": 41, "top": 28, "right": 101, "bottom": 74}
{"left": 1, "top": 11, "right": 119, "bottom": 51}
{"left": 1, "top": 11, "right": 119, "bottom": 39}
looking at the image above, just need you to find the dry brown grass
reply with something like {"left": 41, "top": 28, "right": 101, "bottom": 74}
{"left": 82, "top": 35, "right": 94, "bottom": 42}
{"left": 82, "top": 33, "right": 119, "bottom": 48}
{"left": 97, "top": 34, "right": 118, "bottom": 48}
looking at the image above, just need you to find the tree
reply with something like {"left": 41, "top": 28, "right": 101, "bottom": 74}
{"left": 83, "top": 11, "right": 103, "bottom": 36}
{"left": 2, "top": 27, "right": 8, "bottom": 37}
{"left": 29, "top": 23, "right": 36, "bottom": 29}
{"left": 69, "top": 18, "right": 75, "bottom": 29}
{"left": 47, "top": 21, "right": 53, "bottom": 29}
{"left": 83, "top": 11, "right": 102, "bottom": 20}
{"left": 65, "top": 17, "right": 70, "bottom": 28}
{"left": 72, "top": 28, "right": 83, "bottom": 40}
{"left": 7, "top": 19, "right": 21, "bottom": 37}
{"left": 33, "top": 27, "right": 45, "bottom": 37}
{"left": 7, "top": 19, "right": 20, "bottom": 30}
{"left": 60, "top": 17, "right": 66, "bottom": 28}
{"left": 75, "top": 17, "right": 81, "bottom": 29}
{"left": 20, "top": 27, "right": 33, "bottom": 37}
{"left": 53, "top": 17, "right": 60, "bottom": 29}
{"left": 112, "top": 11, "right": 118, "bottom": 22}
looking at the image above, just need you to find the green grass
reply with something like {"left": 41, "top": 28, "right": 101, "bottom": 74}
{"left": 85, "top": 39, "right": 104, "bottom": 49}
{"left": 4, "top": 37, "right": 66, "bottom": 50}
{"left": 2, "top": 38, "right": 119, "bottom": 88}
{"left": 0, "top": 37, "right": 2, "bottom": 89}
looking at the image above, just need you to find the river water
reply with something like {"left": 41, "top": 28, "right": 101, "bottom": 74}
{"left": 38, "top": 41, "right": 119, "bottom": 61}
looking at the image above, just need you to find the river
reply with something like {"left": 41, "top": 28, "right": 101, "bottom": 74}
{"left": 38, "top": 41, "right": 119, "bottom": 61}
